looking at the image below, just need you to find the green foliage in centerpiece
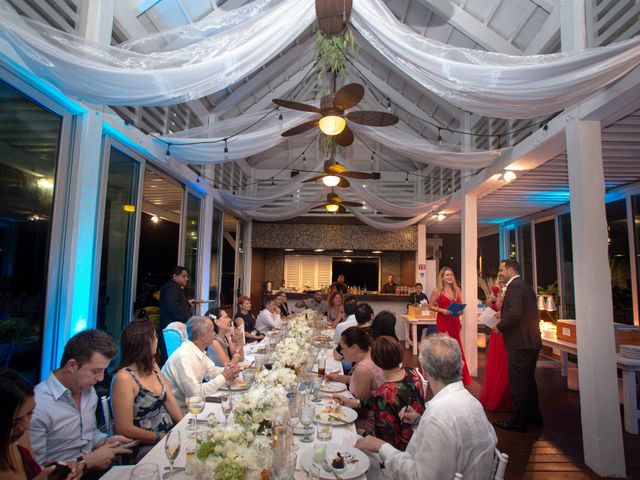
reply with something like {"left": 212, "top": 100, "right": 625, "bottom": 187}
{"left": 214, "top": 459, "right": 245, "bottom": 480}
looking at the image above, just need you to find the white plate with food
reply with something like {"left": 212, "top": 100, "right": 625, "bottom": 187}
{"left": 300, "top": 444, "right": 370, "bottom": 480}
{"left": 220, "top": 380, "right": 247, "bottom": 391}
{"left": 314, "top": 404, "right": 358, "bottom": 425}
{"left": 319, "top": 381, "right": 347, "bottom": 393}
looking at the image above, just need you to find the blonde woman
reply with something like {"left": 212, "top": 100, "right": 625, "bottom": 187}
{"left": 326, "top": 291, "right": 345, "bottom": 328}
{"left": 428, "top": 267, "right": 471, "bottom": 385}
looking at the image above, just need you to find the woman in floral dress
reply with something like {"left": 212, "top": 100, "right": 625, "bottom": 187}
{"left": 111, "top": 319, "right": 183, "bottom": 461}
{"left": 336, "top": 336, "right": 425, "bottom": 451}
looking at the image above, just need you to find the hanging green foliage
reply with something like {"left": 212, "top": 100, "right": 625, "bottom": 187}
{"left": 315, "top": 28, "right": 358, "bottom": 82}
{"left": 318, "top": 132, "right": 340, "bottom": 158}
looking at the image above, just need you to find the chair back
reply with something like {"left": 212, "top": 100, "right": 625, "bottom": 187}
{"left": 0, "top": 341, "right": 15, "bottom": 368}
{"left": 163, "top": 328, "right": 184, "bottom": 359}
{"left": 492, "top": 447, "right": 509, "bottom": 480}
{"left": 100, "top": 395, "right": 113, "bottom": 436}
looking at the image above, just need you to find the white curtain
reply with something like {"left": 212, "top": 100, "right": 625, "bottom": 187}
{"left": 352, "top": 0, "right": 640, "bottom": 118}
{"left": 164, "top": 110, "right": 316, "bottom": 163}
{"left": 0, "top": 0, "right": 315, "bottom": 105}
{"left": 351, "top": 124, "right": 503, "bottom": 169}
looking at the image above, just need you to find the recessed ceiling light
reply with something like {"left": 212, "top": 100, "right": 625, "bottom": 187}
{"left": 343, "top": 249, "right": 353, "bottom": 253}
{"left": 284, "top": 248, "right": 295, "bottom": 252}
{"left": 314, "top": 248, "right": 325, "bottom": 252}
{"left": 372, "top": 250, "right": 382, "bottom": 254}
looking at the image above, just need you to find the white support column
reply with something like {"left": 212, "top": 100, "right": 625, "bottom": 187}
{"left": 47, "top": 111, "right": 104, "bottom": 372}
{"left": 76, "top": 0, "right": 114, "bottom": 45}
{"left": 566, "top": 117, "right": 626, "bottom": 477}
{"left": 198, "top": 187, "right": 214, "bottom": 316}
{"left": 416, "top": 223, "right": 427, "bottom": 284}
{"left": 625, "top": 196, "right": 639, "bottom": 326}
{"left": 461, "top": 191, "right": 478, "bottom": 377}
{"left": 243, "top": 220, "right": 253, "bottom": 297}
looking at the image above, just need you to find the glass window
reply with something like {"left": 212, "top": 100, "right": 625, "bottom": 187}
{"left": 236, "top": 221, "right": 245, "bottom": 297}
{"left": 209, "top": 208, "right": 223, "bottom": 307}
{"left": 478, "top": 233, "right": 500, "bottom": 277}
{"left": 221, "top": 213, "right": 238, "bottom": 309}
{"left": 606, "top": 199, "right": 632, "bottom": 324}
{"left": 183, "top": 193, "right": 201, "bottom": 299}
{"left": 0, "top": 81, "right": 62, "bottom": 383}
{"left": 534, "top": 220, "right": 558, "bottom": 294}
{"left": 559, "top": 213, "right": 575, "bottom": 318}
{"left": 518, "top": 224, "right": 533, "bottom": 283}
{"left": 97, "top": 147, "right": 140, "bottom": 339}
{"left": 507, "top": 228, "right": 517, "bottom": 259}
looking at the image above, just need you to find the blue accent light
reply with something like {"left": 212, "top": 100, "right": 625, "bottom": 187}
{"left": 103, "top": 123, "right": 154, "bottom": 158}
{"left": 482, "top": 217, "right": 515, "bottom": 225}
{"left": 0, "top": 53, "right": 87, "bottom": 114}
{"left": 524, "top": 190, "right": 570, "bottom": 204}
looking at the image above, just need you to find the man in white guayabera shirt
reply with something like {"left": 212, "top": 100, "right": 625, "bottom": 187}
{"left": 162, "top": 316, "right": 239, "bottom": 411}
{"left": 356, "top": 334, "right": 497, "bottom": 480}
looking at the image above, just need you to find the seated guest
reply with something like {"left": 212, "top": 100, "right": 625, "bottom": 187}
{"left": 234, "top": 296, "right": 263, "bottom": 343}
{"left": 331, "top": 275, "right": 349, "bottom": 294}
{"left": 408, "top": 283, "right": 428, "bottom": 305}
{"left": 371, "top": 311, "right": 398, "bottom": 340}
{"left": 333, "top": 296, "right": 358, "bottom": 343}
{"left": 294, "top": 290, "right": 326, "bottom": 314}
{"left": 162, "top": 317, "right": 239, "bottom": 411}
{"left": 255, "top": 295, "right": 282, "bottom": 335}
{"left": 333, "top": 303, "right": 374, "bottom": 362}
{"left": 274, "top": 291, "right": 290, "bottom": 317}
{"left": 381, "top": 275, "right": 398, "bottom": 294}
{"left": 356, "top": 334, "right": 497, "bottom": 479}
{"left": 208, "top": 308, "right": 245, "bottom": 367}
{"left": 110, "top": 319, "right": 184, "bottom": 461}
{"left": 337, "top": 336, "right": 425, "bottom": 450}
{"left": 0, "top": 369, "right": 75, "bottom": 480}
{"left": 29, "top": 330, "right": 132, "bottom": 471}
{"left": 326, "top": 291, "right": 345, "bottom": 328}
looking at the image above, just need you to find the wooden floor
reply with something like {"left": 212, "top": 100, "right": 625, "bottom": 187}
{"left": 401, "top": 345, "right": 640, "bottom": 479}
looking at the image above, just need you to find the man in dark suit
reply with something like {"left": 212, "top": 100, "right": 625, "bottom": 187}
{"left": 157, "top": 266, "right": 194, "bottom": 364}
{"left": 494, "top": 259, "right": 543, "bottom": 433}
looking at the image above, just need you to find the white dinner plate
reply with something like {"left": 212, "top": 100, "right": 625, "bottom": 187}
{"left": 319, "top": 381, "right": 347, "bottom": 393}
{"left": 300, "top": 444, "right": 370, "bottom": 480}
{"left": 314, "top": 405, "right": 358, "bottom": 425}
{"left": 220, "top": 381, "right": 248, "bottom": 391}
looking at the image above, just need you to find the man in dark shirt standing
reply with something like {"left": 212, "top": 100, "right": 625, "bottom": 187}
{"left": 381, "top": 275, "right": 398, "bottom": 294}
{"left": 494, "top": 259, "right": 543, "bottom": 433}
{"left": 331, "top": 274, "right": 349, "bottom": 294}
{"left": 409, "top": 283, "right": 428, "bottom": 304}
{"left": 158, "top": 266, "right": 194, "bottom": 364}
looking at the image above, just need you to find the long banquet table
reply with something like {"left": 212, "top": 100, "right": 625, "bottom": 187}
{"left": 100, "top": 340, "right": 369, "bottom": 480}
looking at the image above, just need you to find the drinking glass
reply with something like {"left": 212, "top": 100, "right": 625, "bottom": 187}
{"left": 299, "top": 404, "right": 315, "bottom": 443}
{"left": 130, "top": 464, "right": 159, "bottom": 480}
{"left": 254, "top": 353, "right": 265, "bottom": 372}
{"left": 274, "top": 452, "right": 297, "bottom": 480}
{"left": 186, "top": 384, "right": 205, "bottom": 441}
{"left": 317, "top": 357, "right": 326, "bottom": 378}
{"left": 310, "top": 375, "right": 322, "bottom": 402}
{"left": 221, "top": 394, "right": 232, "bottom": 425}
{"left": 184, "top": 439, "right": 198, "bottom": 477}
{"left": 317, "top": 422, "right": 332, "bottom": 441}
{"left": 243, "top": 368, "right": 256, "bottom": 387}
{"left": 164, "top": 431, "right": 181, "bottom": 478}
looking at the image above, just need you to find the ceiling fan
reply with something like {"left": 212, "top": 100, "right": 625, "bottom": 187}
{"left": 272, "top": 83, "right": 399, "bottom": 147}
{"left": 310, "top": 189, "right": 363, "bottom": 213}
{"left": 302, "top": 158, "right": 379, "bottom": 188}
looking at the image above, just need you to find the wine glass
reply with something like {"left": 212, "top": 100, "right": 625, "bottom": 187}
{"left": 299, "top": 404, "right": 315, "bottom": 443}
{"left": 221, "top": 394, "right": 232, "bottom": 425}
{"left": 164, "top": 431, "right": 181, "bottom": 478}
{"left": 186, "top": 384, "right": 205, "bottom": 441}
{"left": 130, "top": 464, "right": 159, "bottom": 480}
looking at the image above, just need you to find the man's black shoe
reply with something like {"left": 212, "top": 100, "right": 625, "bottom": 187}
{"left": 493, "top": 421, "right": 526, "bottom": 433}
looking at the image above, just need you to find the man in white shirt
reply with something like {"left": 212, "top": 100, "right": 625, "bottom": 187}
{"left": 255, "top": 295, "right": 282, "bottom": 335}
{"left": 333, "top": 296, "right": 358, "bottom": 342}
{"left": 162, "top": 316, "right": 239, "bottom": 411}
{"left": 356, "top": 334, "right": 497, "bottom": 480}
{"left": 30, "top": 330, "right": 132, "bottom": 473}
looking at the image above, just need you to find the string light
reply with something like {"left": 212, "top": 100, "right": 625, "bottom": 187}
{"left": 437, "top": 128, "right": 443, "bottom": 145}
{"left": 165, "top": 145, "right": 171, "bottom": 159}
{"left": 405, "top": 172, "right": 409, "bottom": 184}
{"left": 224, "top": 139, "right": 229, "bottom": 160}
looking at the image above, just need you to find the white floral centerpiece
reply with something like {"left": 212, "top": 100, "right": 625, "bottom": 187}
{"left": 254, "top": 367, "right": 298, "bottom": 390}
{"left": 287, "top": 316, "right": 313, "bottom": 341}
{"left": 272, "top": 337, "right": 310, "bottom": 370}
{"left": 232, "top": 384, "right": 289, "bottom": 431}
{"left": 196, "top": 423, "right": 269, "bottom": 480}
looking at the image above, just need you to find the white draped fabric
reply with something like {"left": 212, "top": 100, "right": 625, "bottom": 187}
{"left": 0, "top": 0, "right": 315, "bottom": 105}
{"left": 0, "top": 0, "right": 638, "bottom": 116}
{"left": 164, "top": 111, "right": 316, "bottom": 163}
{"left": 352, "top": 0, "right": 640, "bottom": 118}
{"left": 163, "top": 109, "right": 501, "bottom": 168}
{"left": 244, "top": 203, "right": 318, "bottom": 222}
{"left": 347, "top": 207, "right": 433, "bottom": 231}
{"left": 351, "top": 124, "right": 503, "bottom": 169}
{"left": 347, "top": 179, "right": 446, "bottom": 217}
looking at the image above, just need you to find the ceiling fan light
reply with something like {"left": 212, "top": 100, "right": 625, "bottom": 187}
{"left": 325, "top": 203, "right": 340, "bottom": 213}
{"left": 319, "top": 115, "right": 346, "bottom": 135}
{"left": 322, "top": 175, "right": 341, "bottom": 187}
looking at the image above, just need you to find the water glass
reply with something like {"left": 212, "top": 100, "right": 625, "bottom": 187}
{"left": 184, "top": 440, "right": 198, "bottom": 477}
{"left": 243, "top": 367, "right": 256, "bottom": 386}
{"left": 130, "top": 464, "right": 159, "bottom": 480}
{"left": 254, "top": 353, "right": 265, "bottom": 371}
{"left": 274, "top": 452, "right": 297, "bottom": 480}
{"left": 317, "top": 423, "right": 332, "bottom": 441}
{"left": 299, "top": 405, "right": 315, "bottom": 443}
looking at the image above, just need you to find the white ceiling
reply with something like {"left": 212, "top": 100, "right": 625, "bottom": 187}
{"left": 6, "top": 0, "right": 640, "bottom": 231}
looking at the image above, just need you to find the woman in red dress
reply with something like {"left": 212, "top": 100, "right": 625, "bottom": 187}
{"left": 428, "top": 267, "right": 472, "bottom": 385}
{"left": 480, "top": 282, "right": 512, "bottom": 411}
